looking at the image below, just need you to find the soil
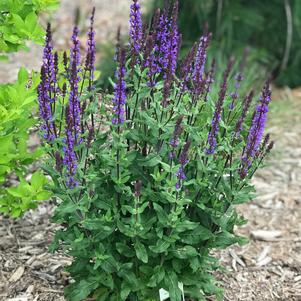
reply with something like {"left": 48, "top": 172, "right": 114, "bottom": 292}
{"left": 0, "top": 1, "right": 300, "bottom": 300}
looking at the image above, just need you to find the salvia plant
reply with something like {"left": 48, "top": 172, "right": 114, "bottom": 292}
{"left": 39, "top": 1, "right": 274, "bottom": 300}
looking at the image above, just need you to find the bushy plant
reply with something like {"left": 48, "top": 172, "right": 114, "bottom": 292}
{"left": 40, "top": 2, "right": 273, "bottom": 300}
{"left": 0, "top": 0, "right": 59, "bottom": 58}
{"left": 0, "top": 68, "right": 51, "bottom": 217}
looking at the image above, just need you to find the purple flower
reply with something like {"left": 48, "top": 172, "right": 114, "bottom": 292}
{"left": 180, "top": 42, "right": 197, "bottom": 92}
{"left": 38, "top": 24, "right": 56, "bottom": 142}
{"left": 63, "top": 110, "right": 78, "bottom": 188}
{"left": 238, "top": 82, "right": 272, "bottom": 179}
{"left": 112, "top": 48, "right": 127, "bottom": 125}
{"left": 162, "top": 2, "right": 180, "bottom": 106}
{"left": 134, "top": 180, "right": 142, "bottom": 197}
{"left": 144, "top": 34, "right": 158, "bottom": 87}
{"left": 192, "top": 34, "right": 210, "bottom": 96}
{"left": 38, "top": 66, "right": 55, "bottom": 142}
{"left": 204, "top": 59, "right": 216, "bottom": 102}
{"left": 234, "top": 91, "right": 254, "bottom": 136}
{"left": 143, "top": 9, "right": 161, "bottom": 87}
{"left": 156, "top": 12, "right": 170, "bottom": 72}
{"left": 165, "top": 1, "right": 180, "bottom": 78}
{"left": 176, "top": 141, "right": 191, "bottom": 189}
{"left": 63, "top": 27, "right": 82, "bottom": 188}
{"left": 229, "top": 72, "right": 244, "bottom": 110}
{"left": 176, "top": 166, "right": 186, "bottom": 189}
{"left": 43, "top": 24, "right": 56, "bottom": 97}
{"left": 68, "top": 27, "right": 81, "bottom": 142}
{"left": 129, "top": 0, "right": 143, "bottom": 63}
{"left": 206, "top": 59, "right": 234, "bottom": 155}
{"left": 85, "top": 7, "right": 96, "bottom": 83}
{"left": 169, "top": 116, "right": 183, "bottom": 158}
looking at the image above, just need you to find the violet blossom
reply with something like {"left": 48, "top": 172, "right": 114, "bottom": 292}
{"left": 129, "top": 0, "right": 143, "bottom": 63}
{"left": 206, "top": 59, "right": 234, "bottom": 155}
{"left": 170, "top": 116, "right": 183, "bottom": 158}
{"left": 238, "top": 82, "right": 272, "bottom": 179}
{"left": 85, "top": 7, "right": 96, "bottom": 83}
{"left": 63, "top": 26, "right": 82, "bottom": 188}
{"left": 38, "top": 24, "right": 56, "bottom": 142}
{"left": 112, "top": 48, "right": 127, "bottom": 125}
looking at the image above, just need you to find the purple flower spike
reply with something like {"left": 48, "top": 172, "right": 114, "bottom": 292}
{"left": 229, "top": 72, "right": 244, "bottom": 110}
{"left": 85, "top": 7, "right": 96, "bottom": 82}
{"left": 156, "top": 12, "right": 170, "bottom": 72}
{"left": 169, "top": 116, "right": 184, "bottom": 158}
{"left": 68, "top": 26, "right": 81, "bottom": 142}
{"left": 238, "top": 82, "right": 272, "bottom": 179}
{"left": 176, "top": 141, "right": 191, "bottom": 190}
{"left": 112, "top": 48, "right": 127, "bottom": 125}
{"left": 63, "top": 107, "right": 78, "bottom": 189}
{"left": 192, "top": 33, "right": 210, "bottom": 96}
{"left": 180, "top": 43, "right": 197, "bottom": 92}
{"left": 206, "top": 59, "right": 234, "bottom": 155}
{"left": 129, "top": 0, "right": 143, "bottom": 64}
{"left": 144, "top": 34, "right": 157, "bottom": 87}
{"left": 162, "top": 1, "right": 180, "bottom": 106}
{"left": 234, "top": 91, "right": 254, "bottom": 137}
{"left": 62, "top": 27, "right": 82, "bottom": 188}
{"left": 38, "top": 23, "right": 56, "bottom": 142}
{"left": 38, "top": 66, "right": 55, "bottom": 142}
{"left": 204, "top": 59, "right": 216, "bottom": 102}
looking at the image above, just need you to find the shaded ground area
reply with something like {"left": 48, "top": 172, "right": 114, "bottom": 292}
{"left": 0, "top": 1, "right": 300, "bottom": 300}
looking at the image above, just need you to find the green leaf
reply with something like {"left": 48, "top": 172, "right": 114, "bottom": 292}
{"left": 65, "top": 278, "right": 99, "bottom": 301}
{"left": 138, "top": 154, "right": 161, "bottom": 167}
{"left": 17, "top": 67, "right": 28, "bottom": 83}
{"left": 172, "top": 245, "right": 198, "bottom": 259}
{"left": 134, "top": 240, "right": 148, "bottom": 263}
{"left": 165, "top": 271, "right": 182, "bottom": 301}
{"left": 30, "top": 171, "right": 47, "bottom": 190}
{"left": 25, "top": 12, "right": 38, "bottom": 33}
{"left": 149, "top": 239, "right": 170, "bottom": 254}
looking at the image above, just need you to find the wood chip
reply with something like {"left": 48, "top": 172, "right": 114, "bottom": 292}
{"left": 251, "top": 230, "right": 282, "bottom": 241}
{"left": 229, "top": 250, "right": 246, "bottom": 268}
{"left": 257, "top": 256, "right": 272, "bottom": 267}
{"left": 257, "top": 246, "right": 271, "bottom": 263}
{"left": 9, "top": 266, "right": 25, "bottom": 283}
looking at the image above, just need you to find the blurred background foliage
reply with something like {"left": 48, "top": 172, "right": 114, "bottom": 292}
{"left": 147, "top": 0, "right": 301, "bottom": 87}
{"left": 0, "top": 0, "right": 59, "bottom": 58}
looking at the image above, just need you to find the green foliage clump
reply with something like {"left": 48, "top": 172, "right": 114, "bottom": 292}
{"left": 0, "top": 0, "right": 59, "bottom": 58}
{"left": 0, "top": 68, "right": 51, "bottom": 217}
{"left": 0, "top": 0, "right": 59, "bottom": 217}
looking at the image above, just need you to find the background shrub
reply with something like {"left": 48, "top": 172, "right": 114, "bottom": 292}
{"left": 0, "top": 0, "right": 59, "bottom": 58}
{"left": 0, "top": 68, "right": 51, "bottom": 217}
{"left": 0, "top": 1, "right": 59, "bottom": 217}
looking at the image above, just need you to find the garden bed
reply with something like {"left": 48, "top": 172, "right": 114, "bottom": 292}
{"left": 1, "top": 92, "right": 300, "bottom": 301}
